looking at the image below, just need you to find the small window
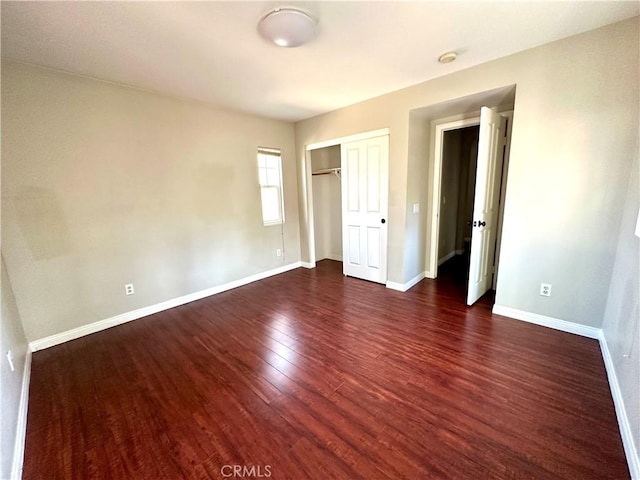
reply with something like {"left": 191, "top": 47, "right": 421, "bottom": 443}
{"left": 257, "top": 148, "right": 284, "bottom": 226}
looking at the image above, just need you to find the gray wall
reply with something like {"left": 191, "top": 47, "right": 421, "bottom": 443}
{"left": 2, "top": 60, "right": 300, "bottom": 342}
{"left": 491, "top": 19, "right": 638, "bottom": 327}
{"left": 1, "top": 257, "right": 29, "bottom": 479}
{"left": 602, "top": 144, "right": 639, "bottom": 463}
{"left": 296, "top": 17, "right": 639, "bottom": 328}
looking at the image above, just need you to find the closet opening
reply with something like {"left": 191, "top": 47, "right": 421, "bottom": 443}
{"left": 310, "top": 145, "right": 343, "bottom": 265}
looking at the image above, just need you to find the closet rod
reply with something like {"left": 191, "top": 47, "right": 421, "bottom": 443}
{"left": 312, "top": 167, "right": 341, "bottom": 177}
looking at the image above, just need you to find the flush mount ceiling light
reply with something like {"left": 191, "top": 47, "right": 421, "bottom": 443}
{"left": 438, "top": 51, "right": 458, "bottom": 64}
{"left": 257, "top": 8, "right": 318, "bottom": 48}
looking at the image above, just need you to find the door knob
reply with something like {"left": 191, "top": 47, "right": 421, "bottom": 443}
{"left": 381, "top": 219, "right": 386, "bottom": 224}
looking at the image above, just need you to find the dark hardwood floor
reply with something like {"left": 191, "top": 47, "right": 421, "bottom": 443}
{"left": 23, "top": 259, "right": 628, "bottom": 479}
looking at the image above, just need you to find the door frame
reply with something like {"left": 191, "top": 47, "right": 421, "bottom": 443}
{"left": 304, "top": 128, "right": 390, "bottom": 268}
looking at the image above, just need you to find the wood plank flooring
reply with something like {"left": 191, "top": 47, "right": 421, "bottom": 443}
{"left": 23, "top": 259, "right": 629, "bottom": 479}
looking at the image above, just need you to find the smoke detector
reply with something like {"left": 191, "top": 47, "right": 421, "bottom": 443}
{"left": 438, "top": 51, "right": 458, "bottom": 64}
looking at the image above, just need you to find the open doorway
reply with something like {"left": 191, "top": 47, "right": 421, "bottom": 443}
{"left": 437, "top": 125, "right": 479, "bottom": 268}
{"left": 430, "top": 109, "right": 513, "bottom": 305}
{"left": 437, "top": 124, "right": 480, "bottom": 292}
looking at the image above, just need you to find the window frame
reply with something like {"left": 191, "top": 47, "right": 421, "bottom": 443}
{"left": 257, "top": 148, "right": 285, "bottom": 226}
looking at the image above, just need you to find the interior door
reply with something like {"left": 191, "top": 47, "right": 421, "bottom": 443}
{"left": 341, "top": 135, "right": 389, "bottom": 284}
{"left": 467, "top": 107, "right": 506, "bottom": 305}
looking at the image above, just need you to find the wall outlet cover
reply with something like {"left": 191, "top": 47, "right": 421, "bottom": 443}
{"left": 540, "top": 283, "right": 552, "bottom": 297}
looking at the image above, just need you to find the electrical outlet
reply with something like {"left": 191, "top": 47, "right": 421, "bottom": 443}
{"left": 7, "top": 350, "right": 15, "bottom": 372}
{"left": 125, "top": 283, "right": 135, "bottom": 296}
{"left": 540, "top": 283, "right": 552, "bottom": 297}
{"left": 276, "top": 248, "right": 282, "bottom": 257}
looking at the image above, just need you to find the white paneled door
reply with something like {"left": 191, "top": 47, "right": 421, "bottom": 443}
{"left": 467, "top": 107, "right": 507, "bottom": 305}
{"left": 341, "top": 135, "right": 389, "bottom": 284}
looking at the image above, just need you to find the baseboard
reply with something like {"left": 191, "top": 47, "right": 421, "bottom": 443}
{"left": 301, "top": 262, "right": 314, "bottom": 269}
{"left": 438, "top": 250, "right": 456, "bottom": 266}
{"left": 29, "top": 262, "right": 303, "bottom": 351}
{"left": 313, "top": 254, "right": 343, "bottom": 263}
{"left": 386, "top": 271, "right": 425, "bottom": 292}
{"left": 599, "top": 333, "right": 640, "bottom": 479}
{"left": 491, "top": 305, "right": 601, "bottom": 339}
{"left": 11, "top": 346, "right": 32, "bottom": 480}
{"left": 385, "top": 281, "right": 406, "bottom": 291}
{"left": 424, "top": 270, "right": 435, "bottom": 279}
{"left": 455, "top": 249, "right": 465, "bottom": 255}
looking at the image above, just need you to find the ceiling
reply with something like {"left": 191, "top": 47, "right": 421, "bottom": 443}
{"left": 2, "top": 1, "right": 638, "bottom": 122}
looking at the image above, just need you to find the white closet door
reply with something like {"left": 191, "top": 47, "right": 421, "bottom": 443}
{"left": 341, "top": 135, "right": 389, "bottom": 284}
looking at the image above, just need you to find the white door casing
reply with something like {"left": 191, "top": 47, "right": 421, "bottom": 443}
{"left": 341, "top": 135, "right": 389, "bottom": 284}
{"left": 467, "top": 107, "right": 506, "bottom": 305}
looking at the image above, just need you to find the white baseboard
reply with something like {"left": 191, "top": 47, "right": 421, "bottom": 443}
{"left": 11, "top": 346, "right": 32, "bottom": 480}
{"left": 424, "top": 270, "right": 435, "bottom": 279}
{"left": 385, "top": 281, "right": 406, "bottom": 291}
{"left": 492, "top": 305, "right": 601, "bottom": 339}
{"left": 438, "top": 250, "right": 456, "bottom": 266}
{"left": 386, "top": 271, "right": 425, "bottom": 292}
{"left": 301, "top": 262, "right": 314, "bottom": 269}
{"left": 313, "top": 254, "right": 343, "bottom": 263}
{"left": 29, "top": 262, "right": 303, "bottom": 351}
{"left": 599, "top": 333, "right": 640, "bottom": 479}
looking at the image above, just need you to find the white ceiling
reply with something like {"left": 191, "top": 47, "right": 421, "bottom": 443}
{"left": 2, "top": 1, "right": 638, "bottom": 122}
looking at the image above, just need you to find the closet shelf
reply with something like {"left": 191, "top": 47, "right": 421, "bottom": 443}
{"left": 312, "top": 167, "right": 341, "bottom": 179}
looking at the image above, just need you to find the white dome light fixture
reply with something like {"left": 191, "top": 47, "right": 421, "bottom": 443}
{"left": 258, "top": 8, "right": 318, "bottom": 48}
